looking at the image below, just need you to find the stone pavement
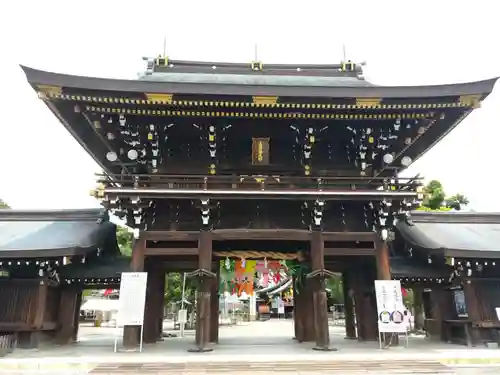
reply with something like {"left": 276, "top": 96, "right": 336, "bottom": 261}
{"left": 1, "top": 320, "right": 500, "bottom": 374}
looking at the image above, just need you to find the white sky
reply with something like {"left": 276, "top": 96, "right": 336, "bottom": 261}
{"left": 0, "top": 0, "right": 499, "bottom": 211}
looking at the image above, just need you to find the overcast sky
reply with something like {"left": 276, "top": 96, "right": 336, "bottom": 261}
{"left": 0, "top": 0, "right": 499, "bottom": 211}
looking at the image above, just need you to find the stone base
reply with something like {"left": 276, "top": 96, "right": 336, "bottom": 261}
{"left": 344, "top": 336, "right": 357, "bottom": 340}
{"left": 188, "top": 347, "right": 213, "bottom": 353}
{"left": 313, "top": 346, "right": 338, "bottom": 351}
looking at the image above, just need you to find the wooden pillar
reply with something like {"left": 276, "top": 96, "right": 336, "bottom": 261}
{"left": 375, "top": 240, "right": 398, "bottom": 345}
{"left": 351, "top": 272, "right": 366, "bottom": 341}
{"left": 143, "top": 265, "right": 161, "bottom": 343}
{"left": 363, "top": 285, "right": 379, "bottom": 341}
{"left": 156, "top": 270, "right": 166, "bottom": 341}
{"left": 463, "top": 280, "right": 482, "bottom": 344}
{"left": 123, "top": 236, "right": 145, "bottom": 349}
{"left": 429, "top": 286, "right": 455, "bottom": 341}
{"left": 309, "top": 231, "right": 334, "bottom": 351}
{"left": 55, "top": 288, "right": 80, "bottom": 345}
{"left": 342, "top": 272, "right": 356, "bottom": 339}
{"left": 189, "top": 230, "right": 214, "bottom": 352}
{"left": 71, "top": 291, "right": 82, "bottom": 343}
{"left": 413, "top": 286, "right": 425, "bottom": 331}
{"left": 302, "top": 279, "right": 316, "bottom": 342}
{"left": 18, "top": 280, "right": 48, "bottom": 349}
{"left": 209, "top": 271, "right": 220, "bottom": 343}
{"left": 292, "top": 276, "right": 302, "bottom": 340}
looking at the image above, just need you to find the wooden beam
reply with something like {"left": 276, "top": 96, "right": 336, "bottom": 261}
{"left": 144, "top": 248, "right": 198, "bottom": 256}
{"left": 324, "top": 248, "right": 374, "bottom": 256}
{"left": 142, "top": 229, "right": 377, "bottom": 242}
{"left": 143, "top": 230, "right": 199, "bottom": 241}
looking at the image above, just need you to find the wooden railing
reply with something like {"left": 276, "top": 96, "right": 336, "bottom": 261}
{"left": 96, "top": 173, "right": 423, "bottom": 193}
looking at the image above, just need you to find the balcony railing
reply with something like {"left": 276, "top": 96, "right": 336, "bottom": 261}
{"left": 93, "top": 173, "right": 423, "bottom": 201}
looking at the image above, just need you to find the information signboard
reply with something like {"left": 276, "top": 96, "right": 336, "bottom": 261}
{"left": 374, "top": 279, "right": 408, "bottom": 333}
{"left": 277, "top": 298, "right": 285, "bottom": 315}
{"left": 116, "top": 272, "right": 148, "bottom": 326}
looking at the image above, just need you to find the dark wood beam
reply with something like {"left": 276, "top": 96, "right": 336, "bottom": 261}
{"left": 144, "top": 248, "right": 198, "bottom": 256}
{"left": 144, "top": 229, "right": 377, "bottom": 241}
{"left": 324, "top": 248, "right": 375, "bottom": 256}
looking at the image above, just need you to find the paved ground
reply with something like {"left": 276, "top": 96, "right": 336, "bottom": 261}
{"left": 2, "top": 320, "right": 500, "bottom": 373}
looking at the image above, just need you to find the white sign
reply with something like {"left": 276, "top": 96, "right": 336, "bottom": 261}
{"left": 178, "top": 309, "right": 188, "bottom": 323}
{"left": 495, "top": 308, "right": 500, "bottom": 321}
{"left": 116, "top": 272, "right": 148, "bottom": 326}
{"left": 277, "top": 299, "right": 285, "bottom": 314}
{"left": 374, "top": 280, "right": 408, "bottom": 333}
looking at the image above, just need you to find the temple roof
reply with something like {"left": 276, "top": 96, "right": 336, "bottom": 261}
{"left": 397, "top": 211, "right": 500, "bottom": 258}
{"left": 60, "top": 256, "right": 130, "bottom": 280}
{"left": 0, "top": 209, "right": 119, "bottom": 258}
{"left": 21, "top": 63, "right": 498, "bottom": 98}
{"left": 390, "top": 256, "right": 449, "bottom": 278}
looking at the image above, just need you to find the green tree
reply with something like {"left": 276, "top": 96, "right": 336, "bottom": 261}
{"left": 164, "top": 272, "right": 196, "bottom": 307}
{"left": 446, "top": 193, "right": 470, "bottom": 211}
{"left": 422, "top": 180, "right": 446, "bottom": 210}
{"left": 326, "top": 274, "right": 344, "bottom": 304}
{"left": 0, "top": 199, "right": 10, "bottom": 209}
{"left": 116, "top": 225, "right": 133, "bottom": 256}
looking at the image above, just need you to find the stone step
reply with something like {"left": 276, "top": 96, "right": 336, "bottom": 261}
{"left": 89, "top": 360, "right": 454, "bottom": 374}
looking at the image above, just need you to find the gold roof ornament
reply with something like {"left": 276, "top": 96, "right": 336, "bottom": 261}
{"left": 252, "top": 96, "right": 278, "bottom": 106}
{"left": 355, "top": 98, "right": 381, "bottom": 108}
{"left": 144, "top": 93, "right": 173, "bottom": 104}
{"left": 89, "top": 183, "right": 106, "bottom": 199}
{"left": 36, "top": 85, "right": 62, "bottom": 100}
{"left": 251, "top": 61, "right": 263, "bottom": 71}
{"left": 459, "top": 94, "right": 481, "bottom": 108}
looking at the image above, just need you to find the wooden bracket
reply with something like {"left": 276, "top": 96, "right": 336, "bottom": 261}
{"left": 187, "top": 268, "right": 216, "bottom": 279}
{"left": 306, "top": 269, "right": 336, "bottom": 279}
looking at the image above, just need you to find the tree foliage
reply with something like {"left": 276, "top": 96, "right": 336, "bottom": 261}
{"left": 446, "top": 193, "right": 470, "bottom": 211}
{"left": 326, "top": 274, "right": 344, "bottom": 304}
{"left": 116, "top": 225, "right": 133, "bottom": 256}
{"left": 422, "top": 180, "right": 446, "bottom": 210}
{"left": 420, "top": 180, "right": 469, "bottom": 211}
{"left": 0, "top": 199, "right": 10, "bottom": 209}
{"left": 164, "top": 272, "right": 196, "bottom": 306}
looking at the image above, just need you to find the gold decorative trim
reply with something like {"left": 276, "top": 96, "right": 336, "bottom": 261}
{"left": 252, "top": 138, "right": 270, "bottom": 165}
{"left": 459, "top": 94, "right": 481, "bottom": 108}
{"left": 85, "top": 105, "right": 434, "bottom": 120}
{"left": 37, "top": 85, "right": 62, "bottom": 99}
{"left": 251, "top": 61, "right": 263, "bottom": 71}
{"left": 144, "top": 93, "right": 173, "bottom": 104}
{"left": 355, "top": 98, "right": 381, "bottom": 108}
{"left": 252, "top": 96, "right": 278, "bottom": 106}
{"left": 51, "top": 93, "right": 462, "bottom": 110}
{"left": 89, "top": 183, "right": 105, "bottom": 198}
{"left": 214, "top": 250, "right": 304, "bottom": 261}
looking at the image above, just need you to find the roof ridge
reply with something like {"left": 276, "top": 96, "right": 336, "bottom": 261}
{"left": 0, "top": 208, "right": 108, "bottom": 222}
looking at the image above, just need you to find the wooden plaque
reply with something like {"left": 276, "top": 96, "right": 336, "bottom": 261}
{"left": 252, "top": 138, "right": 270, "bottom": 165}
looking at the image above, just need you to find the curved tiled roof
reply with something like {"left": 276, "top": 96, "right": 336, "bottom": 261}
{"left": 21, "top": 65, "right": 498, "bottom": 98}
{"left": 0, "top": 209, "right": 119, "bottom": 258}
{"left": 397, "top": 211, "right": 500, "bottom": 258}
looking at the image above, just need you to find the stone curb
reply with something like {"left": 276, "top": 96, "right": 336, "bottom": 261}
{"left": 440, "top": 357, "right": 500, "bottom": 365}
{"left": 0, "top": 358, "right": 500, "bottom": 371}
